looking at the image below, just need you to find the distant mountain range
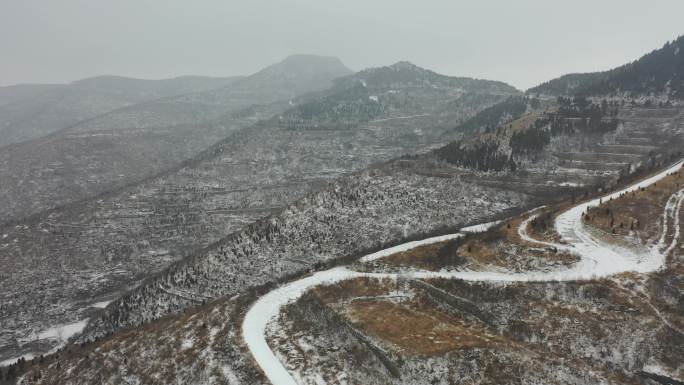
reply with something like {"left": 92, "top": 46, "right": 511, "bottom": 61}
{"left": 0, "top": 75, "right": 243, "bottom": 147}
{"left": 0, "top": 55, "right": 353, "bottom": 223}
{"left": 0, "top": 56, "right": 519, "bottom": 364}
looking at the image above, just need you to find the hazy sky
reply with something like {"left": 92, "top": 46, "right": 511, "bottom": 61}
{"left": 2, "top": 0, "right": 683, "bottom": 89}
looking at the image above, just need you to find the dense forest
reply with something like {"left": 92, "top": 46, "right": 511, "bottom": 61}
{"left": 526, "top": 72, "right": 609, "bottom": 97}
{"left": 580, "top": 35, "right": 684, "bottom": 99}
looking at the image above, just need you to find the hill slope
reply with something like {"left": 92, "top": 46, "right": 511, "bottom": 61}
{"left": 0, "top": 62, "right": 518, "bottom": 363}
{"left": 0, "top": 55, "right": 352, "bottom": 223}
{"left": 0, "top": 84, "right": 58, "bottom": 107}
{"left": 527, "top": 35, "right": 684, "bottom": 99}
{"left": 0, "top": 75, "right": 243, "bottom": 147}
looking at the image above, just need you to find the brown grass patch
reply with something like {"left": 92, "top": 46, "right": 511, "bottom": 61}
{"left": 312, "top": 277, "right": 398, "bottom": 304}
{"left": 378, "top": 240, "right": 465, "bottom": 271}
{"left": 344, "top": 300, "right": 506, "bottom": 356}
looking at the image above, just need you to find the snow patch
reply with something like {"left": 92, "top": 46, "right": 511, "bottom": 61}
{"left": 38, "top": 319, "right": 89, "bottom": 343}
{"left": 181, "top": 338, "right": 194, "bottom": 350}
{"left": 90, "top": 300, "right": 112, "bottom": 309}
{"left": 0, "top": 353, "right": 35, "bottom": 368}
{"left": 461, "top": 220, "right": 502, "bottom": 233}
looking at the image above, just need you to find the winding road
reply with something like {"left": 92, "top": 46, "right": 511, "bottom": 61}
{"left": 243, "top": 159, "right": 684, "bottom": 385}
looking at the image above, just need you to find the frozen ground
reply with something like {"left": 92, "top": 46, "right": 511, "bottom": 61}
{"left": 243, "top": 159, "right": 684, "bottom": 385}
{"left": 0, "top": 318, "right": 88, "bottom": 367}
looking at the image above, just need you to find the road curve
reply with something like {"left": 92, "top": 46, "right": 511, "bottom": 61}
{"left": 243, "top": 159, "right": 683, "bottom": 385}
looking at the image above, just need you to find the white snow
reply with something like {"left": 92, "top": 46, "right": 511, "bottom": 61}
{"left": 38, "top": 319, "right": 89, "bottom": 343}
{"left": 181, "top": 338, "right": 194, "bottom": 350}
{"left": 243, "top": 159, "right": 684, "bottom": 385}
{"left": 90, "top": 300, "right": 112, "bottom": 309}
{"left": 461, "top": 220, "right": 502, "bottom": 234}
{"left": 1, "top": 319, "right": 90, "bottom": 367}
{"left": 243, "top": 268, "right": 368, "bottom": 385}
{"left": 359, "top": 233, "right": 463, "bottom": 263}
{"left": 0, "top": 353, "right": 35, "bottom": 368}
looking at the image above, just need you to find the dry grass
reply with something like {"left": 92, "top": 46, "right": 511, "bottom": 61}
{"left": 344, "top": 300, "right": 506, "bottom": 356}
{"left": 373, "top": 218, "right": 578, "bottom": 273}
{"left": 585, "top": 170, "right": 684, "bottom": 242}
{"left": 312, "top": 277, "right": 399, "bottom": 304}
{"left": 377, "top": 241, "right": 463, "bottom": 270}
{"left": 458, "top": 223, "right": 577, "bottom": 270}
{"left": 311, "top": 278, "right": 514, "bottom": 357}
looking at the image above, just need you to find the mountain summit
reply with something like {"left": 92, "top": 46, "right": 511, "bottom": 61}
{"left": 257, "top": 54, "right": 352, "bottom": 79}
{"left": 336, "top": 61, "right": 519, "bottom": 95}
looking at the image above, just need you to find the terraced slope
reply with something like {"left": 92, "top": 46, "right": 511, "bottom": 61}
{"left": 552, "top": 107, "right": 684, "bottom": 174}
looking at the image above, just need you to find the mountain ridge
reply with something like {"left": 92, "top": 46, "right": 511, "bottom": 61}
{"left": 527, "top": 35, "right": 684, "bottom": 99}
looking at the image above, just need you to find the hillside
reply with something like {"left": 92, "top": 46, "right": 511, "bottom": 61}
{"left": 526, "top": 72, "right": 609, "bottom": 97}
{"left": 527, "top": 35, "right": 684, "bottom": 100}
{"left": 0, "top": 62, "right": 518, "bottom": 363}
{"left": 0, "top": 84, "right": 58, "bottom": 107}
{"left": 78, "top": 99, "right": 684, "bottom": 342}
{"left": 0, "top": 75, "right": 242, "bottom": 147}
{"left": 0, "top": 55, "right": 352, "bottom": 223}
{"left": 7, "top": 99, "right": 681, "bottom": 384}
{"left": 3, "top": 36, "right": 684, "bottom": 385}
{"left": 581, "top": 35, "right": 684, "bottom": 99}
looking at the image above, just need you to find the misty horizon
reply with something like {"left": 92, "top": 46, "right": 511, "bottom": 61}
{"left": 2, "top": 0, "right": 684, "bottom": 90}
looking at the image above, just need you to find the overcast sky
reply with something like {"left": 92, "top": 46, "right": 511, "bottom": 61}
{"left": 1, "top": 0, "right": 683, "bottom": 89}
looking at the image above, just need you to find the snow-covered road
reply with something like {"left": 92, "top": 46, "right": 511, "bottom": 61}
{"left": 243, "top": 159, "right": 683, "bottom": 385}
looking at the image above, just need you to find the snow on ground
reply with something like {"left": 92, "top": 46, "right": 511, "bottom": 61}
{"left": 0, "top": 318, "right": 89, "bottom": 367}
{"left": 90, "top": 300, "right": 112, "bottom": 309}
{"left": 243, "top": 159, "right": 684, "bottom": 385}
{"left": 359, "top": 234, "right": 464, "bottom": 263}
{"left": 181, "top": 338, "right": 194, "bottom": 350}
{"left": 460, "top": 220, "right": 502, "bottom": 234}
{"left": 0, "top": 353, "right": 35, "bottom": 368}
{"left": 243, "top": 268, "right": 369, "bottom": 385}
{"left": 38, "top": 319, "right": 89, "bottom": 343}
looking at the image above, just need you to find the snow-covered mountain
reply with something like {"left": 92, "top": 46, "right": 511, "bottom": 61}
{"left": 4, "top": 36, "right": 684, "bottom": 385}
{"left": 0, "top": 55, "right": 353, "bottom": 223}
{"left": 0, "top": 61, "right": 518, "bottom": 365}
